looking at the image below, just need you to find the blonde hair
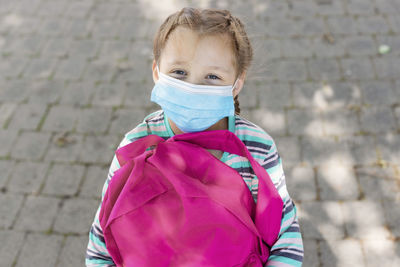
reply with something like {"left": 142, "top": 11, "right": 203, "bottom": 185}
{"left": 152, "top": 7, "right": 253, "bottom": 115}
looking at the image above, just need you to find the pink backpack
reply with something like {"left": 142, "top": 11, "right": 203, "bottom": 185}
{"left": 99, "top": 130, "right": 283, "bottom": 266}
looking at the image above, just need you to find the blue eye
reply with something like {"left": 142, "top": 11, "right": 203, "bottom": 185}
{"left": 207, "top": 74, "right": 220, "bottom": 80}
{"left": 172, "top": 70, "right": 186, "bottom": 76}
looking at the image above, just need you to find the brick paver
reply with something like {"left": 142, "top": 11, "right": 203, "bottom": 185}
{"left": 1, "top": 0, "right": 399, "bottom": 266}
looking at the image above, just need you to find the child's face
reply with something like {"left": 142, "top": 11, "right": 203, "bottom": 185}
{"left": 152, "top": 26, "right": 244, "bottom": 97}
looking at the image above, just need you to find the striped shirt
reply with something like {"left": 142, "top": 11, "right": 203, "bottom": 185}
{"left": 86, "top": 110, "right": 303, "bottom": 266}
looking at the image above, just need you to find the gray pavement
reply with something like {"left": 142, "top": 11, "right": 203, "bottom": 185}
{"left": 0, "top": 0, "right": 399, "bottom": 266}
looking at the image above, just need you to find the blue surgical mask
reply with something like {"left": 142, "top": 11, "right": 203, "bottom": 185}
{"left": 151, "top": 65, "right": 238, "bottom": 133}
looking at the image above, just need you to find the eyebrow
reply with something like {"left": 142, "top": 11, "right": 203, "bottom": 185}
{"left": 168, "top": 61, "right": 230, "bottom": 73}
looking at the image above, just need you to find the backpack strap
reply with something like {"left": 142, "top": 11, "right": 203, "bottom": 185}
{"left": 170, "top": 130, "right": 284, "bottom": 248}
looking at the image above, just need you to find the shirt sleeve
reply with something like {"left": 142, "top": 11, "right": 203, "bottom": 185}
{"left": 261, "top": 144, "right": 304, "bottom": 267}
{"left": 85, "top": 136, "right": 132, "bottom": 267}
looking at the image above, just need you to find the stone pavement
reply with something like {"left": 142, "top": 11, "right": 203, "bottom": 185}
{"left": 0, "top": 0, "right": 399, "bottom": 266}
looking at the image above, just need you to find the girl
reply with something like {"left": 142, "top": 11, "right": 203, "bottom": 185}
{"left": 86, "top": 7, "right": 303, "bottom": 266}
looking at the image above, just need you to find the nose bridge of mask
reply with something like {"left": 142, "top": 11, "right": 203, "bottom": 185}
{"left": 156, "top": 64, "right": 239, "bottom": 94}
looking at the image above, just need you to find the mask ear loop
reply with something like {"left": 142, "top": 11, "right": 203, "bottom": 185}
{"left": 232, "top": 78, "right": 240, "bottom": 93}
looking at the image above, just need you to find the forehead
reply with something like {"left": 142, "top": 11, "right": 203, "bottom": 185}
{"left": 160, "top": 26, "right": 236, "bottom": 71}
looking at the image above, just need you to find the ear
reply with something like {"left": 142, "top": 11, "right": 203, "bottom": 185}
{"left": 152, "top": 59, "right": 159, "bottom": 84}
{"left": 232, "top": 71, "right": 247, "bottom": 97}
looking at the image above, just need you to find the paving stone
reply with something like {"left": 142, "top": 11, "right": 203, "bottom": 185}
{"left": 0, "top": 91, "right": 13, "bottom": 119}
{"left": 80, "top": 165, "right": 108, "bottom": 199}
{"left": 55, "top": 56, "right": 87, "bottom": 81}
{"left": 69, "top": 39, "right": 101, "bottom": 61}
{"left": 302, "top": 239, "right": 320, "bottom": 267}
{"left": 382, "top": 198, "right": 400, "bottom": 237}
{"left": 0, "top": 160, "right": 14, "bottom": 188}
{"left": 118, "top": 18, "right": 156, "bottom": 40}
{"left": 259, "top": 82, "right": 291, "bottom": 110}
{"left": 387, "top": 14, "right": 400, "bottom": 33}
{"left": 9, "top": 35, "right": 46, "bottom": 56}
{"left": 317, "top": 162, "right": 360, "bottom": 200}
{"left": 265, "top": 17, "right": 300, "bottom": 37}
{"left": 64, "top": 19, "right": 93, "bottom": 39}
{"left": 54, "top": 198, "right": 99, "bottom": 234}
{"left": 343, "top": 135, "right": 379, "bottom": 165}
{"left": 0, "top": 230, "right": 25, "bottom": 267}
{"left": 0, "top": 193, "right": 24, "bottom": 228}
{"left": 42, "top": 37, "right": 72, "bottom": 59}
{"left": 376, "top": 132, "right": 400, "bottom": 165}
{"left": 311, "top": 35, "right": 346, "bottom": 58}
{"left": 100, "top": 40, "right": 131, "bottom": 60}
{"left": 0, "top": 79, "right": 30, "bottom": 103}
{"left": 359, "top": 80, "right": 396, "bottom": 106}
{"left": 344, "top": 0, "right": 376, "bottom": 15}
{"left": 297, "top": 17, "right": 326, "bottom": 36}
{"left": 301, "top": 135, "right": 351, "bottom": 166}
{"left": 91, "top": 20, "right": 120, "bottom": 39}
{"left": 356, "top": 166, "right": 400, "bottom": 200}
{"left": 7, "top": 104, "right": 46, "bottom": 130}
{"left": 235, "top": 81, "right": 259, "bottom": 109}
{"left": 38, "top": 18, "right": 69, "bottom": 37}
{"left": 11, "top": 132, "right": 51, "bottom": 160}
{"left": 251, "top": 38, "right": 281, "bottom": 61}
{"left": 78, "top": 135, "right": 119, "bottom": 164}
{"left": 326, "top": 15, "right": 358, "bottom": 35}
{"left": 297, "top": 201, "right": 346, "bottom": 239}
{"left": 91, "top": 82, "right": 126, "bottom": 107}
{"left": 35, "top": 1, "right": 69, "bottom": 18}
{"left": 28, "top": 79, "right": 66, "bottom": 104}
{"left": 124, "top": 80, "right": 156, "bottom": 108}
{"left": 287, "top": 108, "right": 324, "bottom": 136}
{"left": 42, "top": 106, "right": 79, "bottom": 132}
{"left": 65, "top": 0, "right": 94, "bottom": 19}
{"left": 43, "top": 164, "right": 85, "bottom": 197}
{"left": 314, "top": 0, "right": 346, "bottom": 15}
{"left": 376, "top": 34, "right": 400, "bottom": 56}
{"left": 277, "top": 59, "right": 308, "bottom": 81}
{"left": 7, "top": 161, "right": 48, "bottom": 194}
{"left": 285, "top": 163, "right": 317, "bottom": 201}
{"left": 251, "top": 108, "right": 286, "bottom": 137}
{"left": 82, "top": 57, "right": 115, "bottom": 83}
{"left": 90, "top": 2, "right": 120, "bottom": 20}
{"left": 57, "top": 235, "right": 88, "bottom": 267}
{"left": 395, "top": 79, "right": 400, "bottom": 101}
{"left": 281, "top": 37, "right": 313, "bottom": 58}
{"left": 15, "top": 233, "right": 63, "bottom": 267}
{"left": 0, "top": 129, "right": 18, "bottom": 157}
{"left": 362, "top": 238, "right": 400, "bottom": 267}
{"left": 341, "top": 57, "right": 376, "bottom": 80}
{"left": 359, "top": 106, "right": 397, "bottom": 133}
{"left": 14, "top": 195, "right": 60, "bottom": 232}
{"left": 274, "top": 136, "right": 302, "bottom": 166}
{"left": 319, "top": 238, "right": 365, "bottom": 267}
{"left": 60, "top": 80, "right": 96, "bottom": 107}
{"left": 45, "top": 133, "right": 83, "bottom": 163}
{"left": 0, "top": 56, "right": 28, "bottom": 78}
{"left": 286, "top": 0, "right": 317, "bottom": 17}
{"left": 373, "top": 56, "right": 400, "bottom": 79}
{"left": 293, "top": 81, "right": 361, "bottom": 110}
{"left": 375, "top": 0, "right": 400, "bottom": 15}
{"left": 343, "top": 35, "right": 377, "bottom": 56}
{"left": 76, "top": 107, "right": 112, "bottom": 134}
{"left": 322, "top": 109, "right": 360, "bottom": 135}
{"left": 356, "top": 16, "right": 391, "bottom": 34}
{"left": 342, "top": 200, "right": 391, "bottom": 239}
{"left": 109, "top": 108, "right": 148, "bottom": 135}
{"left": 308, "top": 58, "right": 342, "bottom": 81}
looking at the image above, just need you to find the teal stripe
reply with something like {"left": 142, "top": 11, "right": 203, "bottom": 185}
{"left": 89, "top": 233, "right": 107, "bottom": 250}
{"left": 86, "top": 258, "right": 115, "bottom": 265}
{"left": 236, "top": 134, "right": 274, "bottom": 147}
{"left": 272, "top": 242, "right": 303, "bottom": 249}
{"left": 268, "top": 255, "right": 302, "bottom": 267}
{"left": 280, "top": 232, "right": 302, "bottom": 239}
{"left": 236, "top": 126, "right": 266, "bottom": 135}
